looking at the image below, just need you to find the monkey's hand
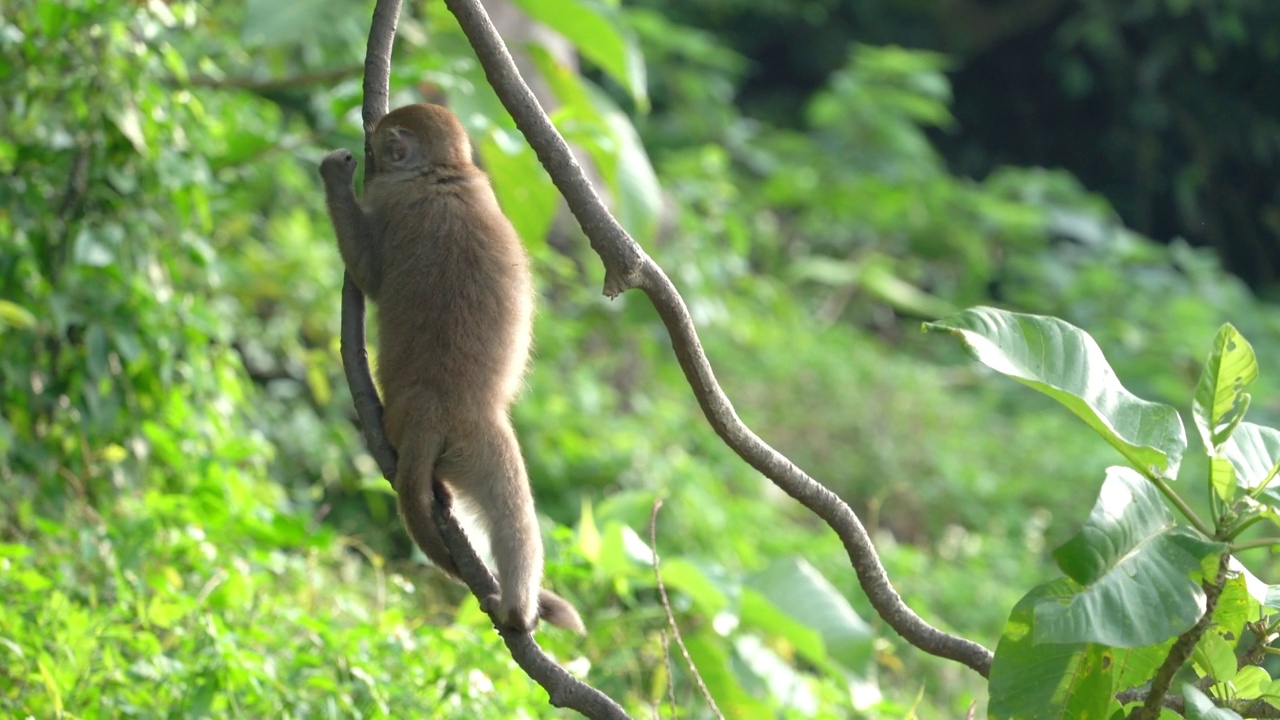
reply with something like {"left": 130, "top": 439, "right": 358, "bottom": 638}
{"left": 319, "top": 149, "right": 357, "bottom": 187}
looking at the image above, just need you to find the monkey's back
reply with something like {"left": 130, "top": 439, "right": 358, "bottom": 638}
{"left": 366, "top": 169, "right": 533, "bottom": 422}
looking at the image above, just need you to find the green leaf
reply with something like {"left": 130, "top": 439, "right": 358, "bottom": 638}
{"left": 988, "top": 578, "right": 1118, "bottom": 719}
{"left": 0, "top": 299, "right": 37, "bottom": 330}
{"left": 1209, "top": 457, "right": 1237, "bottom": 504}
{"left": 745, "top": 557, "right": 875, "bottom": 672}
{"left": 1039, "top": 467, "right": 1222, "bottom": 647}
{"left": 1192, "top": 632, "right": 1236, "bottom": 683}
{"left": 925, "top": 307, "right": 1187, "bottom": 479}
{"left": 1192, "top": 324, "right": 1257, "bottom": 452}
{"left": 1212, "top": 563, "right": 1263, "bottom": 638}
{"left": 794, "top": 253, "right": 956, "bottom": 319}
{"left": 682, "top": 632, "right": 773, "bottom": 716}
{"left": 1221, "top": 422, "right": 1280, "bottom": 501}
{"left": 1262, "top": 677, "right": 1280, "bottom": 704}
{"left": 659, "top": 557, "right": 731, "bottom": 614}
{"left": 510, "top": 0, "right": 648, "bottom": 108}
{"left": 1227, "top": 666, "right": 1271, "bottom": 699}
{"left": 527, "top": 44, "right": 661, "bottom": 244}
{"left": 739, "top": 588, "right": 827, "bottom": 664}
{"left": 479, "top": 128, "right": 558, "bottom": 249}
{"left": 1183, "top": 684, "right": 1243, "bottom": 719}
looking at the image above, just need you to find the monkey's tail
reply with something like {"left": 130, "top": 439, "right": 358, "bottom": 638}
{"left": 538, "top": 588, "right": 586, "bottom": 634}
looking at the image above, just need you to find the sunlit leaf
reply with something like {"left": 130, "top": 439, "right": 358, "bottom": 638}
{"left": 1191, "top": 632, "right": 1236, "bottom": 683}
{"left": 1221, "top": 422, "right": 1280, "bottom": 502}
{"left": 746, "top": 557, "right": 874, "bottom": 672}
{"left": 1209, "top": 456, "right": 1237, "bottom": 504}
{"left": 988, "top": 578, "right": 1118, "bottom": 719}
{"left": 1226, "top": 666, "right": 1271, "bottom": 699}
{"left": 527, "top": 44, "right": 662, "bottom": 245}
{"left": 1039, "top": 467, "right": 1222, "bottom": 647}
{"left": 511, "top": 0, "right": 648, "bottom": 108}
{"left": 925, "top": 307, "right": 1187, "bottom": 479}
{"left": 1192, "top": 323, "right": 1257, "bottom": 452}
{"left": 0, "top": 299, "right": 37, "bottom": 330}
{"left": 1183, "top": 684, "right": 1243, "bottom": 719}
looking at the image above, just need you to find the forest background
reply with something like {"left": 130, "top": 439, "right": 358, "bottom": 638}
{"left": 3, "top": 0, "right": 1279, "bottom": 716}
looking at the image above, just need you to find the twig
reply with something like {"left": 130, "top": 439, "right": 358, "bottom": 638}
{"left": 340, "top": 0, "right": 401, "bottom": 482}
{"left": 443, "top": 0, "right": 994, "bottom": 677}
{"left": 649, "top": 499, "right": 721, "bottom": 719}
{"left": 660, "top": 628, "right": 677, "bottom": 719}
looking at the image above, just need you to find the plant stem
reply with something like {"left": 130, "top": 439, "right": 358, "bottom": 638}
{"left": 1151, "top": 475, "right": 1213, "bottom": 537}
{"left": 1230, "top": 537, "right": 1280, "bottom": 552}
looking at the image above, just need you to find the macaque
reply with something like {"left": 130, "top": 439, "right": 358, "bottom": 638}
{"left": 319, "top": 103, "right": 584, "bottom": 633}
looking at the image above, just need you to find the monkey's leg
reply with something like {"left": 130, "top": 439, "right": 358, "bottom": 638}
{"left": 318, "top": 149, "right": 382, "bottom": 296}
{"left": 439, "top": 416, "right": 544, "bottom": 631}
{"left": 395, "top": 424, "right": 460, "bottom": 577}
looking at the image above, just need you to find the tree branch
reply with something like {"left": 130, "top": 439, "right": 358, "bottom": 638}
{"left": 443, "top": 0, "right": 994, "bottom": 678}
{"left": 341, "top": 0, "right": 401, "bottom": 482}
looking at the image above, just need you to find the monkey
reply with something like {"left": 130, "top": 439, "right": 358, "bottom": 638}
{"left": 318, "top": 103, "right": 584, "bottom": 634}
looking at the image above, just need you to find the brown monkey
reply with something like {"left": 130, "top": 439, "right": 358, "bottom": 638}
{"left": 319, "top": 103, "right": 583, "bottom": 633}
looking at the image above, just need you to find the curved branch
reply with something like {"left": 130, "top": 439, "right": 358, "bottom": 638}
{"left": 443, "top": 0, "right": 994, "bottom": 677}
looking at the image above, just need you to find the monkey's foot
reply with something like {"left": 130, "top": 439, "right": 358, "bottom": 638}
{"left": 481, "top": 592, "right": 537, "bottom": 633}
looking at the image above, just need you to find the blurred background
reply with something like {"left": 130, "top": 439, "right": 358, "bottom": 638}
{"left": 2, "top": 0, "right": 1278, "bottom": 716}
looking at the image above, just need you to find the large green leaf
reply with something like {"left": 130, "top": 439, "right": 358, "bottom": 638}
{"left": 1221, "top": 422, "right": 1280, "bottom": 502}
{"left": 925, "top": 307, "right": 1186, "bottom": 479}
{"left": 1039, "top": 467, "right": 1223, "bottom": 647}
{"left": 479, "top": 128, "right": 559, "bottom": 250}
{"left": 988, "top": 578, "right": 1119, "bottom": 719}
{"left": 528, "top": 45, "right": 662, "bottom": 245}
{"left": 511, "top": 0, "right": 648, "bottom": 108}
{"left": 745, "top": 557, "right": 875, "bottom": 673}
{"left": 1192, "top": 323, "right": 1257, "bottom": 452}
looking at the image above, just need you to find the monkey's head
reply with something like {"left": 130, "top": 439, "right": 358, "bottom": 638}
{"left": 372, "top": 103, "right": 472, "bottom": 174}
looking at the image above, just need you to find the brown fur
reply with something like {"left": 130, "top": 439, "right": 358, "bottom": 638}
{"left": 319, "top": 103, "right": 583, "bottom": 633}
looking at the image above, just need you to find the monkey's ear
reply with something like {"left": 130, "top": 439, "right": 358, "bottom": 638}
{"left": 386, "top": 127, "right": 428, "bottom": 170}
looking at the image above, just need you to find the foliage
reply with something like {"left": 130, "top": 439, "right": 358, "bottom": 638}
{"left": 3, "top": 0, "right": 1280, "bottom": 718}
{"left": 928, "top": 309, "right": 1280, "bottom": 717}
{"left": 637, "top": 0, "right": 1280, "bottom": 290}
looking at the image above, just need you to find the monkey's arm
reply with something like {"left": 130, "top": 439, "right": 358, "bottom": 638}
{"left": 319, "top": 149, "right": 382, "bottom": 297}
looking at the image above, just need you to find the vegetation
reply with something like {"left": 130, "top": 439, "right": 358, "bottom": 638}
{"left": 3, "top": 0, "right": 1280, "bottom": 717}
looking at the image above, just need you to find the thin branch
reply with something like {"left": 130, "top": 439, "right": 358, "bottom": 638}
{"left": 443, "top": 0, "right": 994, "bottom": 678}
{"left": 341, "top": 0, "right": 402, "bottom": 482}
{"left": 1232, "top": 536, "right": 1280, "bottom": 551}
{"left": 649, "top": 500, "right": 721, "bottom": 720}
{"left": 431, "top": 484, "right": 631, "bottom": 719}
{"left": 660, "top": 628, "right": 677, "bottom": 719}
